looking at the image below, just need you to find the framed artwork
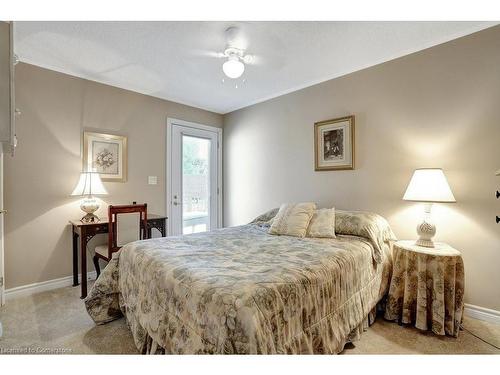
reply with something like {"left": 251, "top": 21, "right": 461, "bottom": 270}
{"left": 83, "top": 131, "right": 128, "bottom": 182}
{"left": 314, "top": 115, "right": 355, "bottom": 171}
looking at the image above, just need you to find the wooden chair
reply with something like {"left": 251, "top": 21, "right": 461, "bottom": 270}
{"left": 93, "top": 204, "right": 148, "bottom": 277}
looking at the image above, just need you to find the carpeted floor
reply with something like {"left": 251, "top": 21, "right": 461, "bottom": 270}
{"left": 1, "top": 283, "right": 499, "bottom": 354}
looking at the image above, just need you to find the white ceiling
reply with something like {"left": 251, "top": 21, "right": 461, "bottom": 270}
{"left": 14, "top": 21, "right": 498, "bottom": 114}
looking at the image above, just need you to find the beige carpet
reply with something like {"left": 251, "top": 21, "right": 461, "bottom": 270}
{"left": 1, "top": 283, "right": 499, "bottom": 354}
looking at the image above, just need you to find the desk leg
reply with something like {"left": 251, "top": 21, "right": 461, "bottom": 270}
{"left": 160, "top": 219, "right": 166, "bottom": 237}
{"left": 80, "top": 234, "right": 87, "bottom": 299}
{"left": 72, "top": 231, "right": 79, "bottom": 286}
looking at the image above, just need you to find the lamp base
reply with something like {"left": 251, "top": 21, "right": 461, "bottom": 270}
{"left": 415, "top": 220, "right": 436, "bottom": 248}
{"left": 80, "top": 197, "right": 100, "bottom": 223}
{"left": 80, "top": 213, "right": 100, "bottom": 223}
{"left": 415, "top": 238, "right": 435, "bottom": 248}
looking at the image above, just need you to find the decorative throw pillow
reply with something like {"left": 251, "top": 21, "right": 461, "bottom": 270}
{"left": 268, "top": 202, "right": 316, "bottom": 238}
{"left": 306, "top": 208, "right": 336, "bottom": 238}
{"left": 250, "top": 208, "right": 279, "bottom": 225}
{"left": 335, "top": 210, "right": 397, "bottom": 263}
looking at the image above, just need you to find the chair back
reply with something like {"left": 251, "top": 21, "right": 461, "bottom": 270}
{"left": 108, "top": 204, "right": 147, "bottom": 258}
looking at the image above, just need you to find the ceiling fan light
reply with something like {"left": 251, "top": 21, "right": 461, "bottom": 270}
{"left": 223, "top": 57, "right": 245, "bottom": 79}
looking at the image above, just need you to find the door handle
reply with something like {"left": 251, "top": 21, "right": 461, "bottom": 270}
{"left": 0, "top": 209, "right": 6, "bottom": 214}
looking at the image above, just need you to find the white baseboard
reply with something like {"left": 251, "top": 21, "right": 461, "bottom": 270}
{"left": 4, "top": 271, "right": 97, "bottom": 301}
{"left": 464, "top": 303, "right": 500, "bottom": 325}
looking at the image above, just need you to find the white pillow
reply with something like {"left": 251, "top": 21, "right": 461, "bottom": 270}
{"left": 268, "top": 202, "right": 316, "bottom": 238}
{"left": 307, "top": 208, "right": 336, "bottom": 238}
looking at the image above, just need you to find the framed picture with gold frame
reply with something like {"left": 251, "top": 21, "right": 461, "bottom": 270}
{"left": 314, "top": 115, "right": 355, "bottom": 171}
{"left": 83, "top": 131, "right": 127, "bottom": 182}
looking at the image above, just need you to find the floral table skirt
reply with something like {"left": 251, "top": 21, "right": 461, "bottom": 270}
{"left": 384, "top": 242, "right": 465, "bottom": 337}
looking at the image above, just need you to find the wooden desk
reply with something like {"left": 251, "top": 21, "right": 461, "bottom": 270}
{"left": 70, "top": 214, "right": 167, "bottom": 299}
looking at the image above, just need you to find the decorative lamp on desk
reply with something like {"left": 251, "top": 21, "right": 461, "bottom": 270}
{"left": 71, "top": 171, "right": 108, "bottom": 223}
{"left": 403, "top": 168, "right": 456, "bottom": 248}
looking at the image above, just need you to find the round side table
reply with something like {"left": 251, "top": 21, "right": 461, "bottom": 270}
{"left": 384, "top": 240, "right": 465, "bottom": 337}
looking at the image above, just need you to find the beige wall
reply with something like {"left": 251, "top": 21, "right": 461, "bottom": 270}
{"left": 4, "top": 63, "right": 222, "bottom": 289}
{"left": 224, "top": 26, "right": 500, "bottom": 310}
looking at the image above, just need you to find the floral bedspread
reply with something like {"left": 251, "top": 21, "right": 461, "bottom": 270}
{"left": 85, "top": 224, "right": 392, "bottom": 354}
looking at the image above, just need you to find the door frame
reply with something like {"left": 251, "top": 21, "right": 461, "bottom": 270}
{"left": 166, "top": 118, "right": 223, "bottom": 236}
{"left": 0, "top": 147, "right": 4, "bottom": 306}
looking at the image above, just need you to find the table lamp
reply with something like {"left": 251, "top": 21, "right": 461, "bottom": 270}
{"left": 403, "top": 168, "right": 456, "bottom": 248}
{"left": 71, "top": 171, "right": 108, "bottom": 223}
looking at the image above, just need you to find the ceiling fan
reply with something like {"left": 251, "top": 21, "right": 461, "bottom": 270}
{"left": 206, "top": 26, "right": 259, "bottom": 80}
{"left": 222, "top": 46, "right": 252, "bottom": 79}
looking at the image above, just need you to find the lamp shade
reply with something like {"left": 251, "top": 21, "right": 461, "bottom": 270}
{"left": 403, "top": 168, "right": 456, "bottom": 203}
{"left": 71, "top": 172, "right": 108, "bottom": 196}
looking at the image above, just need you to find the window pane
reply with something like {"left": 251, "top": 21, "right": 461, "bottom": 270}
{"left": 182, "top": 135, "right": 210, "bottom": 234}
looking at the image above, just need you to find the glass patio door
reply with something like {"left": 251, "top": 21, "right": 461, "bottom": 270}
{"left": 169, "top": 121, "right": 220, "bottom": 236}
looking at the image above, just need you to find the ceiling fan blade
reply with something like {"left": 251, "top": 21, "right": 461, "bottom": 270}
{"left": 243, "top": 54, "right": 265, "bottom": 66}
{"left": 191, "top": 49, "right": 225, "bottom": 59}
{"left": 225, "top": 26, "right": 248, "bottom": 51}
{"left": 246, "top": 54, "right": 287, "bottom": 71}
{"left": 242, "top": 55, "right": 253, "bottom": 64}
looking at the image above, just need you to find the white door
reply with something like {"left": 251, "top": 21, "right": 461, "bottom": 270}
{"left": 167, "top": 119, "right": 222, "bottom": 236}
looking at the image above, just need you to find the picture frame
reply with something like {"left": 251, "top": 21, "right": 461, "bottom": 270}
{"left": 314, "top": 115, "right": 355, "bottom": 171}
{"left": 83, "top": 131, "right": 128, "bottom": 182}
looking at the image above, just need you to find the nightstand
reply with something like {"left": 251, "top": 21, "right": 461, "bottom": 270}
{"left": 384, "top": 240, "right": 465, "bottom": 337}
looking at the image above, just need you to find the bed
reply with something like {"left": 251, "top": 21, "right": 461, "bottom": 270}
{"left": 85, "top": 209, "right": 395, "bottom": 354}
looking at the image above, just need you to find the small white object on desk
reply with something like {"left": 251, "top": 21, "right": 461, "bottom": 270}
{"left": 402, "top": 168, "right": 456, "bottom": 248}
